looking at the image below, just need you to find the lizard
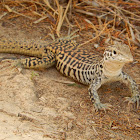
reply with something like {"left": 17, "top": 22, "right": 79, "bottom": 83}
{"left": 0, "top": 38, "right": 139, "bottom": 111}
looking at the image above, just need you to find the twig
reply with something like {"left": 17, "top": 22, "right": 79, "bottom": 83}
{"left": 0, "top": 12, "right": 8, "bottom": 20}
{"left": 4, "top": 5, "right": 34, "bottom": 20}
{"left": 56, "top": 0, "right": 72, "bottom": 37}
{"left": 78, "top": 20, "right": 114, "bottom": 47}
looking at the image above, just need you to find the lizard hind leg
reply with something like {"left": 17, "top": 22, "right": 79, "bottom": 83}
{"left": 16, "top": 52, "right": 56, "bottom": 70}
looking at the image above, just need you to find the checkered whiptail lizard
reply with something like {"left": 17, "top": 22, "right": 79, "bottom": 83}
{"left": 0, "top": 38, "right": 139, "bottom": 111}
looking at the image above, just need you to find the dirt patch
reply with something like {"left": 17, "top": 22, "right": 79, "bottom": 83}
{"left": 0, "top": 18, "right": 140, "bottom": 140}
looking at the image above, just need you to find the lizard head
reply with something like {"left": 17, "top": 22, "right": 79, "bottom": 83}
{"left": 103, "top": 41, "right": 133, "bottom": 63}
{"left": 102, "top": 41, "right": 133, "bottom": 77}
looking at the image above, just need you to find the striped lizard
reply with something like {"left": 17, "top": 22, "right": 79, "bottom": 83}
{"left": 0, "top": 38, "right": 139, "bottom": 111}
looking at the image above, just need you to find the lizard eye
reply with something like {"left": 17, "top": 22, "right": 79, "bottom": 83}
{"left": 113, "top": 50, "right": 117, "bottom": 54}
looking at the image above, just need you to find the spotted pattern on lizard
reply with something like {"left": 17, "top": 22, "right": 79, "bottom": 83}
{"left": 0, "top": 38, "right": 139, "bottom": 111}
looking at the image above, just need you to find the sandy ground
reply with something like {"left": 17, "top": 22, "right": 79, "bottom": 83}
{"left": 0, "top": 19, "right": 140, "bottom": 140}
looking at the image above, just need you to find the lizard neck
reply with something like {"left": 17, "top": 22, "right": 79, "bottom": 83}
{"left": 103, "top": 60, "right": 125, "bottom": 77}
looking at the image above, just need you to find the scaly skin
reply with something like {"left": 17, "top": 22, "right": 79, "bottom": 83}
{"left": 0, "top": 39, "right": 139, "bottom": 111}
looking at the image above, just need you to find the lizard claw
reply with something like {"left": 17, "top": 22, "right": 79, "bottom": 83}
{"left": 94, "top": 102, "right": 112, "bottom": 112}
{"left": 124, "top": 95, "right": 140, "bottom": 108}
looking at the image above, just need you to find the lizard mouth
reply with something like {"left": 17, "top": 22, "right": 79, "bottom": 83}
{"left": 123, "top": 57, "right": 133, "bottom": 63}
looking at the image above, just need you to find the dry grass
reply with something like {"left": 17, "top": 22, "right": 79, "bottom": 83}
{"left": 0, "top": 0, "right": 140, "bottom": 46}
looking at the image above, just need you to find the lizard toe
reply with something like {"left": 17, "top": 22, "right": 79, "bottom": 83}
{"left": 124, "top": 95, "right": 140, "bottom": 108}
{"left": 94, "top": 102, "right": 112, "bottom": 112}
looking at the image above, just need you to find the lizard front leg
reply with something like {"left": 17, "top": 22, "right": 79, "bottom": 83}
{"left": 88, "top": 77, "right": 112, "bottom": 111}
{"left": 120, "top": 72, "right": 140, "bottom": 108}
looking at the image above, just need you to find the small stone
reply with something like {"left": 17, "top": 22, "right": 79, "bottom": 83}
{"left": 67, "top": 122, "right": 73, "bottom": 130}
{"left": 94, "top": 44, "right": 100, "bottom": 48}
{"left": 30, "top": 105, "right": 43, "bottom": 113}
{"left": 111, "top": 126, "right": 118, "bottom": 129}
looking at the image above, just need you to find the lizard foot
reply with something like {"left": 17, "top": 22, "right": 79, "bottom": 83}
{"left": 94, "top": 102, "right": 112, "bottom": 112}
{"left": 124, "top": 94, "right": 140, "bottom": 108}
